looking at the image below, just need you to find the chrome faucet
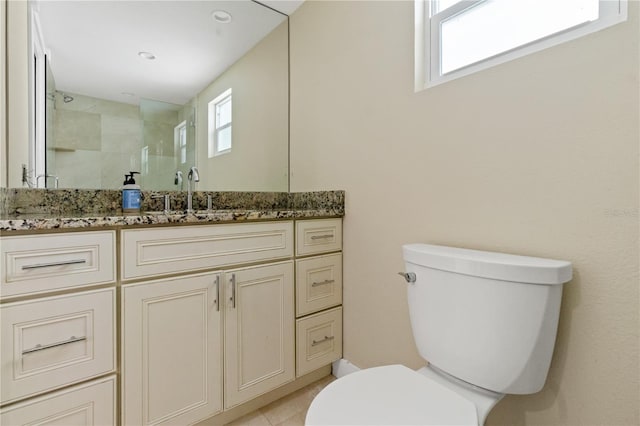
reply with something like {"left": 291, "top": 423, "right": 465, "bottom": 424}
{"left": 174, "top": 171, "right": 183, "bottom": 191}
{"left": 186, "top": 166, "right": 200, "bottom": 213}
{"left": 151, "top": 194, "right": 172, "bottom": 215}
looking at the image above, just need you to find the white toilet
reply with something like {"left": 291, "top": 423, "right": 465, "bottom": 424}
{"left": 306, "top": 243, "right": 572, "bottom": 425}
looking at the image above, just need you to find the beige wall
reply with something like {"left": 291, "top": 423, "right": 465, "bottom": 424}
{"left": 290, "top": 1, "right": 639, "bottom": 425}
{"left": 196, "top": 21, "right": 288, "bottom": 191}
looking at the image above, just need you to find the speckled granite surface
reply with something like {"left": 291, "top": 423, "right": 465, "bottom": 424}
{"left": 0, "top": 189, "right": 344, "bottom": 232}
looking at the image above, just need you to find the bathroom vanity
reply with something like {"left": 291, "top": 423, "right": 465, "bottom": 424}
{"left": 0, "top": 190, "right": 344, "bottom": 425}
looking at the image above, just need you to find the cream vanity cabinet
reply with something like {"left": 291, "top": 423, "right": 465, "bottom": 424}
{"left": 223, "top": 262, "right": 294, "bottom": 409}
{"left": 0, "top": 231, "right": 117, "bottom": 425}
{"left": 121, "top": 222, "right": 295, "bottom": 425}
{"left": 295, "top": 219, "right": 343, "bottom": 377}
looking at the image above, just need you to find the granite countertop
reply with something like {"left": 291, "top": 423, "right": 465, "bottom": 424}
{"left": 0, "top": 189, "right": 345, "bottom": 232}
{"left": 0, "top": 208, "right": 344, "bottom": 232}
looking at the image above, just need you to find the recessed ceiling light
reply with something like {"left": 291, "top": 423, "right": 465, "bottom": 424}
{"left": 212, "top": 10, "right": 232, "bottom": 24}
{"left": 138, "top": 51, "right": 156, "bottom": 60}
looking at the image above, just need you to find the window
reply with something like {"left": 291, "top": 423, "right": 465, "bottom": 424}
{"left": 208, "top": 88, "right": 232, "bottom": 158}
{"left": 415, "top": 0, "right": 627, "bottom": 89}
{"left": 174, "top": 120, "right": 187, "bottom": 164}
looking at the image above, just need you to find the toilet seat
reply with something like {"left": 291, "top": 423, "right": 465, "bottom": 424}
{"left": 305, "top": 365, "right": 478, "bottom": 425}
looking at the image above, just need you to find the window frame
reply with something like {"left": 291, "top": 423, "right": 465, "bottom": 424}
{"left": 207, "top": 88, "right": 232, "bottom": 158}
{"left": 415, "top": 0, "right": 628, "bottom": 91}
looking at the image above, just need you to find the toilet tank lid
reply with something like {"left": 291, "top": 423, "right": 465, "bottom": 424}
{"left": 403, "top": 244, "right": 572, "bottom": 285}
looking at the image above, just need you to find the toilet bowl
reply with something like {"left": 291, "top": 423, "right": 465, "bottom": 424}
{"left": 305, "top": 244, "right": 572, "bottom": 425}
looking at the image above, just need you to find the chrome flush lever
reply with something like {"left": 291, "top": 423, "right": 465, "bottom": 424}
{"left": 398, "top": 272, "right": 416, "bottom": 283}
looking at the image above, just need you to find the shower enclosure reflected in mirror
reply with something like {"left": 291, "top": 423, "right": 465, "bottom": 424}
{"left": 15, "top": 0, "right": 289, "bottom": 191}
{"left": 46, "top": 91, "right": 197, "bottom": 191}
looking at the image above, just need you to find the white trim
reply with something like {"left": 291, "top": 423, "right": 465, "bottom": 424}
{"left": 413, "top": 0, "right": 426, "bottom": 92}
{"left": 30, "top": 8, "right": 47, "bottom": 186}
{"left": 5, "top": 1, "right": 30, "bottom": 187}
{"left": 416, "top": 0, "right": 628, "bottom": 91}
{"left": 331, "top": 359, "right": 361, "bottom": 379}
{"left": 29, "top": 4, "right": 54, "bottom": 187}
{"left": 429, "top": 0, "right": 486, "bottom": 86}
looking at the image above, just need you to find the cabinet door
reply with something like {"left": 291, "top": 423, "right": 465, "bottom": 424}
{"left": 122, "top": 273, "right": 223, "bottom": 425}
{"left": 224, "top": 262, "right": 295, "bottom": 409}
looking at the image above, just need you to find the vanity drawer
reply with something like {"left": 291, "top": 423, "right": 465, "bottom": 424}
{"left": 121, "top": 222, "right": 294, "bottom": 280}
{"left": 296, "top": 253, "right": 342, "bottom": 317}
{"left": 296, "top": 307, "right": 342, "bottom": 377}
{"left": 295, "top": 219, "right": 342, "bottom": 256}
{"left": 0, "top": 231, "right": 116, "bottom": 299}
{"left": 0, "top": 288, "right": 116, "bottom": 404}
{"left": 0, "top": 376, "right": 116, "bottom": 425}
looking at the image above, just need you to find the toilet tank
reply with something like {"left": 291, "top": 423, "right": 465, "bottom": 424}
{"left": 403, "top": 244, "right": 572, "bottom": 395}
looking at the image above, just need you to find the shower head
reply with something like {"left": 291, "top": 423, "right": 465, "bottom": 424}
{"left": 62, "top": 94, "right": 74, "bottom": 103}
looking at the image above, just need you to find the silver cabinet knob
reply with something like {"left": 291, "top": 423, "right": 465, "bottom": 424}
{"left": 398, "top": 272, "right": 416, "bottom": 283}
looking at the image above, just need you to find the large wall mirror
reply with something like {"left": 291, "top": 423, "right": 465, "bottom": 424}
{"left": 5, "top": 0, "right": 289, "bottom": 191}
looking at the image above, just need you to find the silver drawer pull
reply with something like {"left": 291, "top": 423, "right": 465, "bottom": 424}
{"left": 311, "top": 279, "right": 335, "bottom": 287}
{"left": 311, "top": 335, "right": 335, "bottom": 346}
{"left": 310, "top": 234, "right": 333, "bottom": 240}
{"left": 22, "top": 259, "right": 87, "bottom": 270}
{"left": 22, "top": 336, "right": 87, "bottom": 355}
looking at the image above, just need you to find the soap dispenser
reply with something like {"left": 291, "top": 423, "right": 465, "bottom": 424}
{"left": 122, "top": 172, "right": 141, "bottom": 213}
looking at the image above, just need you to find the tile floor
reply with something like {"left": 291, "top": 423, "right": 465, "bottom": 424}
{"left": 225, "top": 375, "right": 335, "bottom": 426}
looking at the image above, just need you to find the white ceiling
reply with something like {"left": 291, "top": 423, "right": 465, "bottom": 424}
{"left": 34, "top": 1, "right": 294, "bottom": 106}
